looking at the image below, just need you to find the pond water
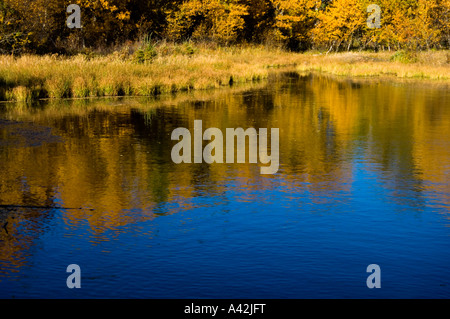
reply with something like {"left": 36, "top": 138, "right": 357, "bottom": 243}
{"left": 0, "top": 73, "right": 449, "bottom": 298}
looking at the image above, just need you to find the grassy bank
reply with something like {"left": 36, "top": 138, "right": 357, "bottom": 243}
{"left": 1, "top": 43, "right": 449, "bottom": 103}
{"left": 298, "top": 50, "right": 450, "bottom": 79}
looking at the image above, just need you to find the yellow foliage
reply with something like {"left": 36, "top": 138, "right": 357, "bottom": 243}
{"left": 1, "top": 0, "right": 450, "bottom": 52}
{"left": 167, "top": 0, "right": 248, "bottom": 43}
{"left": 312, "top": 0, "right": 366, "bottom": 51}
{"left": 312, "top": 0, "right": 450, "bottom": 51}
{"left": 271, "top": 0, "right": 320, "bottom": 42}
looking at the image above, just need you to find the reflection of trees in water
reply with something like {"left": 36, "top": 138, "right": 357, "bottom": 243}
{"left": 0, "top": 74, "right": 448, "bottom": 263}
{"left": 0, "top": 205, "right": 58, "bottom": 271}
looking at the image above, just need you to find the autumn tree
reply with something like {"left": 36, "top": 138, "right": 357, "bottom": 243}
{"left": 1, "top": 0, "right": 449, "bottom": 54}
{"left": 270, "top": 0, "right": 320, "bottom": 50}
{"left": 1, "top": 0, "right": 67, "bottom": 53}
{"left": 377, "top": 0, "right": 432, "bottom": 50}
{"left": 0, "top": 0, "right": 31, "bottom": 54}
{"left": 239, "top": 0, "right": 275, "bottom": 43}
{"left": 312, "top": 0, "right": 366, "bottom": 52}
{"left": 127, "top": 0, "right": 183, "bottom": 40}
{"left": 65, "top": 0, "right": 133, "bottom": 50}
{"left": 439, "top": 0, "right": 450, "bottom": 48}
{"left": 361, "top": 0, "right": 448, "bottom": 51}
{"left": 413, "top": 0, "right": 450, "bottom": 49}
{"left": 166, "top": 0, "right": 248, "bottom": 44}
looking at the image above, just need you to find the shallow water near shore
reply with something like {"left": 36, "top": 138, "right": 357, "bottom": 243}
{"left": 0, "top": 73, "right": 449, "bottom": 298}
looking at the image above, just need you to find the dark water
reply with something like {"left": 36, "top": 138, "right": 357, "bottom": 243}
{"left": 0, "top": 73, "right": 449, "bottom": 298}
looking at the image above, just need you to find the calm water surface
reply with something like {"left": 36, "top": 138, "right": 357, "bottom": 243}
{"left": 0, "top": 73, "right": 449, "bottom": 298}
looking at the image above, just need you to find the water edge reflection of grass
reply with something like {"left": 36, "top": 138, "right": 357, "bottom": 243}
{"left": 0, "top": 44, "right": 449, "bottom": 103}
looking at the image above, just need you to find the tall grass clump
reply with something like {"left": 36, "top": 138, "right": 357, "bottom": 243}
{"left": 5, "top": 86, "right": 33, "bottom": 102}
{"left": 45, "top": 77, "right": 71, "bottom": 99}
{"left": 99, "top": 76, "right": 121, "bottom": 96}
{"left": 72, "top": 76, "right": 90, "bottom": 98}
{"left": 135, "top": 78, "right": 160, "bottom": 96}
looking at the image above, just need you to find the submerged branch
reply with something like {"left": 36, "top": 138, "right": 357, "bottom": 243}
{"left": 0, "top": 204, "right": 94, "bottom": 211}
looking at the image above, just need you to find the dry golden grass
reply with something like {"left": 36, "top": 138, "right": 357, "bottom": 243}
{"left": 0, "top": 44, "right": 449, "bottom": 103}
{"left": 298, "top": 51, "right": 450, "bottom": 80}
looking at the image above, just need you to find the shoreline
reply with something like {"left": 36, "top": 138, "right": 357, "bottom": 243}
{"left": 1, "top": 45, "right": 449, "bottom": 103}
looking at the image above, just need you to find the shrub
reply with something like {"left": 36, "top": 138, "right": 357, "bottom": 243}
{"left": 133, "top": 35, "right": 157, "bottom": 64}
{"left": 390, "top": 50, "right": 418, "bottom": 64}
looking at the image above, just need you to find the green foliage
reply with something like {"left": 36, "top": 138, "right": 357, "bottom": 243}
{"left": 183, "top": 41, "right": 195, "bottom": 55}
{"left": 134, "top": 35, "right": 157, "bottom": 64}
{"left": 390, "top": 50, "right": 418, "bottom": 63}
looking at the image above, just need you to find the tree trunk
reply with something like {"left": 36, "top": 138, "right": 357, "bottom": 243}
{"left": 347, "top": 33, "right": 353, "bottom": 51}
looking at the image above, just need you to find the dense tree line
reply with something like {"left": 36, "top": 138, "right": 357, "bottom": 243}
{"left": 1, "top": 0, "right": 449, "bottom": 54}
